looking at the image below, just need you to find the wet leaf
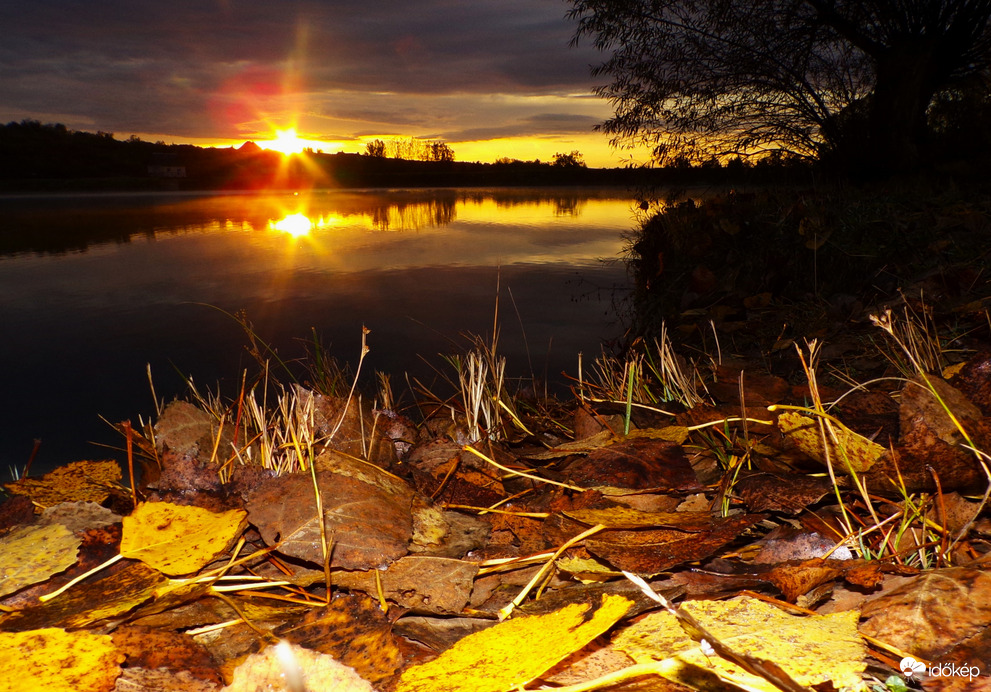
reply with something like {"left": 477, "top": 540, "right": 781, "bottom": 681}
{"left": 276, "top": 593, "right": 402, "bottom": 683}
{"left": 0, "top": 523, "right": 80, "bottom": 598}
{"left": 614, "top": 596, "right": 865, "bottom": 692}
{"left": 777, "top": 411, "right": 884, "bottom": 473}
{"left": 0, "top": 627, "right": 124, "bottom": 692}
{"left": 120, "top": 502, "right": 247, "bottom": 576}
{"left": 4, "top": 459, "right": 122, "bottom": 507}
{"left": 860, "top": 567, "right": 991, "bottom": 660}
{"left": 396, "top": 593, "right": 632, "bottom": 692}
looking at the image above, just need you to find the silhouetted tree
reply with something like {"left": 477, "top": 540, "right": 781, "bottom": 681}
{"left": 552, "top": 150, "right": 587, "bottom": 167}
{"left": 429, "top": 141, "right": 455, "bottom": 162}
{"left": 568, "top": 0, "right": 991, "bottom": 174}
{"left": 364, "top": 139, "right": 386, "bottom": 157}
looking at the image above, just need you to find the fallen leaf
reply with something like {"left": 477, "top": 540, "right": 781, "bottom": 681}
{"left": 860, "top": 567, "right": 991, "bottom": 660}
{"left": 396, "top": 593, "right": 632, "bottom": 692}
{"left": 120, "top": 502, "right": 247, "bottom": 576}
{"left": 735, "top": 472, "right": 833, "bottom": 514}
{"left": 0, "top": 561, "right": 167, "bottom": 631}
{"left": 585, "top": 514, "right": 764, "bottom": 575}
{"left": 0, "top": 523, "right": 80, "bottom": 597}
{"left": 0, "top": 627, "right": 124, "bottom": 692}
{"left": 331, "top": 555, "right": 477, "bottom": 614}
{"left": 276, "top": 593, "right": 402, "bottom": 683}
{"left": 246, "top": 466, "right": 413, "bottom": 570}
{"left": 614, "top": 596, "right": 865, "bottom": 691}
{"left": 564, "top": 438, "right": 701, "bottom": 491}
{"left": 4, "top": 460, "right": 122, "bottom": 506}
{"left": 564, "top": 507, "right": 713, "bottom": 531}
{"left": 111, "top": 625, "right": 223, "bottom": 688}
{"left": 777, "top": 411, "right": 884, "bottom": 473}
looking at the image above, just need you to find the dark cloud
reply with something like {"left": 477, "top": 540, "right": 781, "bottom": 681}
{"left": 0, "top": 0, "right": 614, "bottom": 156}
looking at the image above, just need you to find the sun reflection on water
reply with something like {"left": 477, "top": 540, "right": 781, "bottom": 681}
{"left": 268, "top": 211, "right": 347, "bottom": 237}
{"left": 269, "top": 212, "right": 313, "bottom": 237}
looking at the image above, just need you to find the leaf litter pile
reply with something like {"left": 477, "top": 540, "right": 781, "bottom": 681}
{"left": 3, "top": 305, "right": 991, "bottom": 692}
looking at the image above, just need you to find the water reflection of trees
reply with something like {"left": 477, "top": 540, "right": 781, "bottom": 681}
{"left": 367, "top": 197, "right": 458, "bottom": 231}
{"left": 0, "top": 189, "right": 608, "bottom": 257}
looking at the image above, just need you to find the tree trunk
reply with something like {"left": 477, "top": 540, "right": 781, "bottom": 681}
{"left": 865, "top": 42, "right": 940, "bottom": 174}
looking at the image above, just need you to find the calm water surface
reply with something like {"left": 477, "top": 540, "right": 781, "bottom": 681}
{"left": 0, "top": 188, "right": 637, "bottom": 474}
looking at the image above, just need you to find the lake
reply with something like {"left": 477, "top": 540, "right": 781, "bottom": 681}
{"left": 0, "top": 188, "right": 638, "bottom": 476}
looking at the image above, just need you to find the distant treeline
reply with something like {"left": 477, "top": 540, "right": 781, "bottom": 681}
{"left": 0, "top": 120, "right": 814, "bottom": 191}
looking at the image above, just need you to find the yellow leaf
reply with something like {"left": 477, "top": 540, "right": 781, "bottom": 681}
{"left": 4, "top": 460, "right": 121, "bottom": 506}
{"left": 0, "top": 524, "right": 80, "bottom": 597}
{"left": 777, "top": 411, "right": 883, "bottom": 473}
{"left": 614, "top": 596, "right": 865, "bottom": 692}
{"left": 0, "top": 628, "right": 123, "bottom": 692}
{"left": 120, "top": 502, "right": 247, "bottom": 576}
{"left": 564, "top": 507, "right": 711, "bottom": 531}
{"left": 397, "top": 594, "right": 632, "bottom": 692}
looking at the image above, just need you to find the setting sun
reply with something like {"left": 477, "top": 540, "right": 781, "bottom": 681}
{"left": 262, "top": 128, "right": 308, "bottom": 156}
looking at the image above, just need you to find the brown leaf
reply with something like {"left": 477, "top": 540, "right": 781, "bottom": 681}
{"left": 111, "top": 626, "right": 223, "bottom": 687}
{"left": 860, "top": 567, "right": 991, "bottom": 659}
{"left": 869, "top": 424, "right": 986, "bottom": 494}
{"left": 276, "top": 593, "right": 402, "bottom": 684}
{"left": 563, "top": 438, "right": 701, "bottom": 491}
{"left": 331, "top": 555, "right": 477, "bottom": 614}
{"left": 736, "top": 472, "right": 834, "bottom": 514}
{"left": 765, "top": 558, "right": 844, "bottom": 602}
{"left": 153, "top": 400, "right": 219, "bottom": 459}
{"left": 710, "top": 363, "right": 790, "bottom": 406}
{"left": 950, "top": 349, "right": 991, "bottom": 416}
{"left": 585, "top": 514, "right": 764, "bottom": 575}
{"left": 246, "top": 463, "right": 413, "bottom": 570}
{"left": 408, "top": 440, "right": 506, "bottom": 506}
{"left": 900, "top": 376, "right": 982, "bottom": 445}
{"left": 309, "top": 389, "right": 400, "bottom": 472}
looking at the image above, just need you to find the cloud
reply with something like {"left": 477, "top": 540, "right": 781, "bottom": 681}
{"left": 0, "top": 0, "right": 615, "bottom": 157}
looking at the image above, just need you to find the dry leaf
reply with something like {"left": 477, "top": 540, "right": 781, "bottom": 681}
{"left": 0, "top": 627, "right": 123, "bottom": 692}
{"left": 4, "top": 459, "right": 122, "bottom": 506}
{"left": 121, "top": 502, "right": 247, "bottom": 576}
{"left": 0, "top": 561, "right": 167, "bottom": 631}
{"left": 331, "top": 555, "right": 477, "bottom": 614}
{"left": 276, "top": 594, "right": 402, "bottom": 683}
{"left": 860, "top": 567, "right": 991, "bottom": 660}
{"left": 777, "top": 411, "right": 884, "bottom": 473}
{"left": 0, "top": 523, "right": 80, "bottom": 597}
{"left": 396, "top": 593, "right": 632, "bottom": 692}
{"left": 246, "top": 467, "right": 413, "bottom": 570}
{"left": 614, "top": 596, "right": 865, "bottom": 691}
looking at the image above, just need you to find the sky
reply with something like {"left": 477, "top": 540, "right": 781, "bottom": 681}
{"left": 0, "top": 0, "right": 649, "bottom": 167}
